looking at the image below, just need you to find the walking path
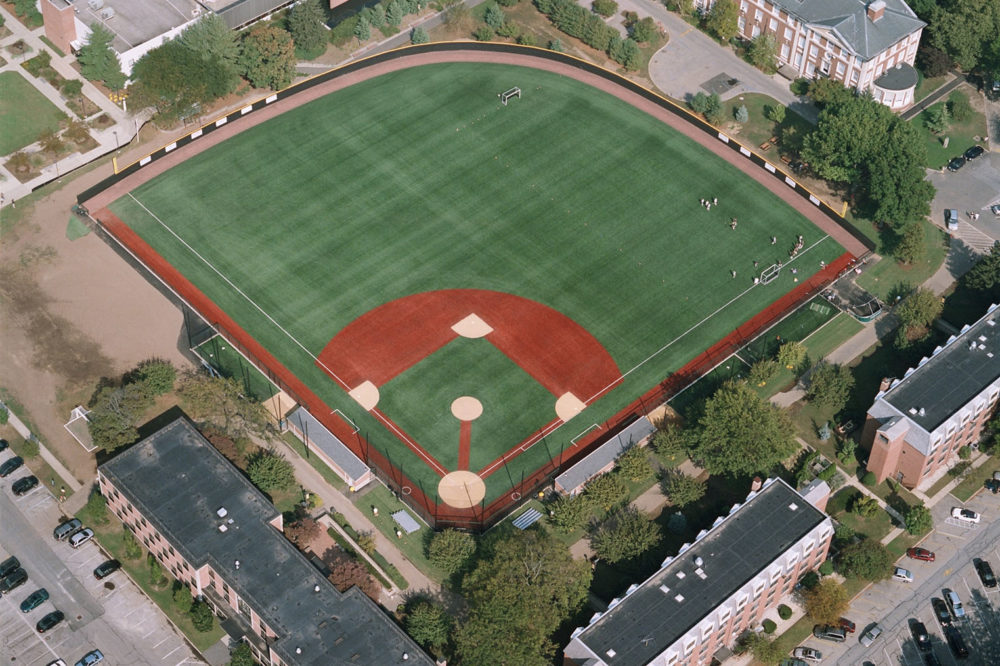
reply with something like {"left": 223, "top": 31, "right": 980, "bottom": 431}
{"left": 0, "top": 399, "right": 83, "bottom": 494}
{"left": 899, "top": 69, "right": 964, "bottom": 122}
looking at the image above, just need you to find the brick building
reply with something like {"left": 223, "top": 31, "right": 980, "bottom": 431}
{"left": 693, "top": 0, "right": 925, "bottom": 110}
{"left": 864, "top": 304, "right": 1000, "bottom": 488}
{"left": 98, "top": 417, "right": 431, "bottom": 666}
{"left": 563, "top": 477, "right": 833, "bottom": 666}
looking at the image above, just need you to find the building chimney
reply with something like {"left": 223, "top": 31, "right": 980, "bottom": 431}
{"left": 867, "top": 0, "right": 886, "bottom": 22}
{"left": 879, "top": 377, "right": 893, "bottom": 392}
{"left": 750, "top": 476, "right": 763, "bottom": 492}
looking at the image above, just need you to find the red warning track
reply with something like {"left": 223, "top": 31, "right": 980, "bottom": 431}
{"left": 317, "top": 289, "right": 621, "bottom": 400}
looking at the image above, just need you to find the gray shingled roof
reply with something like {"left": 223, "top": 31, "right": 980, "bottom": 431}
{"left": 286, "top": 407, "right": 369, "bottom": 483}
{"left": 874, "top": 62, "right": 919, "bottom": 90}
{"left": 555, "top": 416, "right": 656, "bottom": 493}
{"left": 770, "top": 0, "right": 925, "bottom": 61}
{"left": 214, "top": 0, "right": 295, "bottom": 30}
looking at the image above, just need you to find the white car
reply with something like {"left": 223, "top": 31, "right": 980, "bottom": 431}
{"left": 859, "top": 623, "right": 883, "bottom": 647}
{"left": 792, "top": 646, "right": 823, "bottom": 662}
{"left": 951, "top": 507, "right": 981, "bottom": 524}
{"left": 69, "top": 528, "right": 94, "bottom": 549}
{"left": 893, "top": 567, "right": 914, "bottom": 583}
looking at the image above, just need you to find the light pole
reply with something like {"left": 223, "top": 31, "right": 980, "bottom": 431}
{"left": 113, "top": 129, "right": 119, "bottom": 149}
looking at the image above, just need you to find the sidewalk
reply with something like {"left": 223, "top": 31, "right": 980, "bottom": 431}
{"left": 0, "top": 399, "right": 83, "bottom": 493}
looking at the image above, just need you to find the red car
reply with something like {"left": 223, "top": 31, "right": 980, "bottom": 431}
{"left": 838, "top": 617, "right": 856, "bottom": 633}
{"left": 907, "top": 547, "right": 936, "bottom": 562}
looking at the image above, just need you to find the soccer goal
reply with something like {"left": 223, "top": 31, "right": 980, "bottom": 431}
{"left": 760, "top": 264, "right": 781, "bottom": 284}
{"left": 499, "top": 87, "right": 521, "bottom": 106}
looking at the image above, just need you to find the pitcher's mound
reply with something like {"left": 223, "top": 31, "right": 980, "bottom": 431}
{"left": 438, "top": 470, "right": 486, "bottom": 509}
{"left": 451, "top": 396, "right": 483, "bottom": 421}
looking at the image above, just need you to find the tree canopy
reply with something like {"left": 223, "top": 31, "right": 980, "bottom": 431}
{"left": 246, "top": 448, "right": 297, "bottom": 492}
{"left": 427, "top": 528, "right": 476, "bottom": 576}
{"left": 802, "top": 89, "right": 934, "bottom": 227}
{"left": 176, "top": 371, "right": 271, "bottom": 439}
{"left": 288, "top": 0, "right": 328, "bottom": 59}
{"left": 78, "top": 23, "right": 126, "bottom": 89}
{"left": 705, "top": 0, "right": 739, "bottom": 41}
{"left": 806, "top": 363, "right": 855, "bottom": 412}
{"left": 589, "top": 506, "right": 661, "bottom": 563}
{"left": 405, "top": 599, "right": 453, "bottom": 654}
{"left": 130, "top": 40, "right": 237, "bottom": 122}
{"left": 921, "top": 0, "right": 1000, "bottom": 71}
{"left": 455, "top": 529, "right": 591, "bottom": 665}
{"left": 804, "top": 578, "right": 849, "bottom": 624}
{"left": 838, "top": 539, "right": 893, "bottom": 580}
{"left": 964, "top": 241, "right": 1000, "bottom": 293}
{"left": 689, "top": 380, "right": 798, "bottom": 476}
{"left": 238, "top": 25, "right": 297, "bottom": 90}
{"left": 896, "top": 287, "right": 943, "bottom": 330}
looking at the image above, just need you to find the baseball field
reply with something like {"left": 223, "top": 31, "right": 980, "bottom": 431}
{"left": 104, "top": 60, "right": 847, "bottom": 512}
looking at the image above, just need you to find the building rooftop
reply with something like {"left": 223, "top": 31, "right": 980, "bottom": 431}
{"left": 874, "top": 62, "right": 919, "bottom": 90}
{"left": 573, "top": 478, "right": 827, "bottom": 665}
{"left": 555, "top": 416, "right": 655, "bottom": 493}
{"left": 99, "top": 418, "right": 431, "bottom": 666}
{"left": 201, "top": 0, "right": 295, "bottom": 29}
{"left": 882, "top": 304, "right": 1000, "bottom": 433}
{"left": 286, "top": 407, "right": 369, "bottom": 482}
{"left": 771, "top": 0, "right": 925, "bottom": 61}
{"left": 72, "top": 0, "right": 201, "bottom": 53}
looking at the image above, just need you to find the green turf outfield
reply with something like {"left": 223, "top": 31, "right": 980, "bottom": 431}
{"left": 108, "top": 62, "right": 845, "bottom": 505}
{"left": 379, "top": 337, "right": 555, "bottom": 472}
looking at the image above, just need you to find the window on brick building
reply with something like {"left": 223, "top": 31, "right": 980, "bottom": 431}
{"left": 769, "top": 17, "right": 777, "bottom": 30}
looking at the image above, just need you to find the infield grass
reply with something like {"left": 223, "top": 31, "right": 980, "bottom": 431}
{"left": 109, "top": 62, "right": 846, "bottom": 504}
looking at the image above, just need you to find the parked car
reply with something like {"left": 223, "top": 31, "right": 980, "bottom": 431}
{"left": 838, "top": 617, "right": 856, "bottom": 633}
{"left": 975, "top": 559, "right": 997, "bottom": 588}
{"left": 12, "top": 475, "right": 39, "bottom": 496}
{"left": 951, "top": 507, "right": 980, "bottom": 524}
{"left": 992, "top": 203, "right": 1000, "bottom": 217}
{"left": 0, "top": 438, "right": 8, "bottom": 452}
{"left": 53, "top": 518, "right": 82, "bottom": 541}
{"left": 0, "top": 456, "right": 24, "bottom": 477}
{"left": 36, "top": 610, "right": 65, "bottom": 633}
{"left": 93, "top": 560, "right": 120, "bottom": 580}
{"left": 813, "top": 625, "right": 847, "bottom": 642}
{"left": 860, "top": 623, "right": 884, "bottom": 648}
{"left": 932, "top": 597, "right": 952, "bottom": 627}
{"left": 0, "top": 568, "right": 28, "bottom": 594}
{"left": 923, "top": 652, "right": 942, "bottom": 666}
{"left": 792, "top": 647, "right": 822, "bottom": 662}
{"left": 20, "top": 588, "right": 49, "bottom": 613}
{"left": 947, "top": 157, "right": 966, "bottom": 172}
{"left": 911, "top": 620, "right": 932, "bottom": 652}
{"left": 74, "top": 650, "right": 104, "bottom": 666}
{"left": 0, "top": 555, "right": 20, "bottom": 579}
{"left": 907, "top": 547, "right": 935, "bottom": 562}
{"left": 46, "top": 661, "right": 67, "bottom": 666}
{"left": 69, "top": 528, "right": 94, "bottom": 549}
{"left": 944, "top": 588, "right": 966, "bottom": 619}
{"left": 893, "top": 567, "right": 914, "bottom": 582}
{"left": 964, "top": 145, "right": 985, "bottom": 161}
{"left": 781, "top": 660, "right": 808, "bottom": 666}
{"left": 944, "top": 625, "right": 969, "bottom": 658}
{"left": 985, "top": 478, "right": 1000, "bottom": 494}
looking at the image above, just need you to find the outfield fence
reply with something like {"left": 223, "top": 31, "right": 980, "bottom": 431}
{"left": 80, "top": 43, "right": 874, "bottom": 531}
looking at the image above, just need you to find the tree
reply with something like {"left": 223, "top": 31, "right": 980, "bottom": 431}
{"left": 427, "top": 528, "right": 476, "bottom": 575}
{"left": 410, "top": 26, "right": 429, "bottom": 43}
{"left": 405, "top": 599, "right": 453, "bottom": 653}
{"left": 965, "top": 242, "right": 1000, "bottom": 292}
{"left": 705, "top": 0, "right": 739, "bottom": 42}
{"left": 131, "top": 358, "right": 176, "bottom": 395}
{"left": 704, "top": 92, "right": 724, "bottom": 124}
{"left": 804, "top": 578, "right": 849, "bottom": 624}
{"left": 777, "top": 340, "right": 806, "bottom": 370}
{"left": 285, "top": 518, "right": 320, "bottom": 546}
{"left": 905, "top": 504, "right": 933, "bottom": 535}
{"left": 87, "top": 383, "right": 153, "bottom": 452}
{"left": 61, "top": 79, "right": 84, "bottom": 98}
{"left": 916, "top": 43, "right": 952, "bottom": 77}
{"left": 289, "top": 0, "right": 328, "bottom": 59}
{"left": 177, "top": 372, "right": 271, "bottom": 438}
{"left": 583, "top": 471, "right": 628, "bottom": 510}
{"left": 385, "top": 0, "right": 405, "bottom": 28}
{"left": 455, "top": 530, "right": 591, "bottom": 665}
{"left": 896, "top": 288, "right": 942, "bottom": 330}
{"left": 924, "top": 104, "right": 950, "bottom": 133}
{"left": 122, "top": 527, "right": 143, "bottom": 559}
{"left": 484, "top": 2, "right": 506, "bottom": 29}
{"left": 734, "top": 103, "right": 749, "bottom": 123}
{"left": 64, "top": 118, "right": 90, "bottom": 144}
{"left": 630, "top": 16, "right": 657, "bottom": 43}
{"left": 238, "top": 25, "right": 296, "bottom": 90}
{"left": 747, "top": 33, "right": 778, "bottom": 72}
{"left": 181, "top": 14, "right": 240, "bottom": 68}
{"left": 690, "top": 91, "right": 709, "bottom": 114}
{"left": 591, "top": 0, "right": 617, "bottom": 17}
{"left": 77, "top": 23, "right": 126, "bottom": 89}
{"left": 354, "top": 15, "right": 372, "bottom": 42}
{"left": 895, "top": 221, "right": 925, "bottom": 265}
{"left": 589, "top": 506, "right": 661, "bottom": 563}
{"left": 748, "top": 358, "right": 779, "bottom": 385}
{"left": 38, "top": 130, "right": 65, "bottom": 155}
{"left": 189, "top": 599, "right": 215, "bottom": 631}
{"left": 83, "top": 490, "right": 109, "bottom": 525}
{"left": 806, "top": 363, "right": 855, "bottom": 412}
{"left": 615, "top": 445, "right": 653, "bottom": 481}
{"left": 651, "top": 423, "right": 691, "bottom": 466}
{"left": 130, "top": 40, "right": 238, "bottom": 121}
{"left": 765, "top": 103, "right": 786, "bottom": 123}
{"left": 947, "top": 91, "right": 972, "bottom": 121}
{"left": 473, "top": 25, "right": 494, "bottom": 40}
{"left": 851, "top": 495, "right": 880, "bottom": 518}
{"left": 661, "top": 470, "right": 706, "bottom": 507}
{"left": 368, "top": 3, "right": 387, "bottom": 28}
{"left": 228, "top": 643, "right": 255, "bottom": 666}
{"left": 328, "top": 553, "right": 380, "bottom": 600}
{"left": 924, "top": 0, "right": 1000, "bottom": 71}
{"left": 548, "top": 494, "right": 591, "bottom": 532}
{"left": 548, "top": 38, "right": 564, "bottom": 51}
{"left": 838, "top": 539, "right": 893, "bottom": 581}
{"left": 246, "top": 449, "right": 296, "bottom": 492}
{"left": 691, "top": 380, "right": 798, "bottom": 476}
{"left": 7, "top": 151, "right": 32, "bottom": 174}
{"left": 148, "top": 553, "right": 167, "bottom": 587}
{"left": 740, "top": 633, "right": 784, "bottom": 665}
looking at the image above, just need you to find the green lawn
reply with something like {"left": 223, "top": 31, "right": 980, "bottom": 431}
{"left": 801, "top": 312, "right": 863, "bottom": 361}
{"left": 380, "top": 337, "right": 554, "bottom": 471}
{"left": 742, "top": 296, "right": 839, "bottom": 362}
{"left": 356, "top": 483, "right": 447, "bottom": 582}
{"left": 826, "top": 487, "right": 894, "bottom": 541}
{"left": 855, "top": 218, "right": 948, "bottom": 300}
{"left": 110, "top": 62, "right": 845, "bottom": 505}
{"left": 721, "top": 92, "right": 814, "bottom": 156}
{"left": 194, "top": 335, "right": 279, "bottom": 401}
{"left": 0, "top": 71, "right": 66, "bottom": 154}
{"left": 951, "top": 457, "right": 995, "bottom": 501}
{"left": 913, "top": 73, "right": 949, "bottom": 103}
{"left": 911, "top": 90, "right": 989, "bottom": 170}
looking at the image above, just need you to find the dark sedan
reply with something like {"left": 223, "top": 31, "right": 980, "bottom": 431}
{"left": 947, "top": 157, "right": 966, "bottom": 172}
{"left": 93, "top": 560, "right": 121, "bottom": 580}
{"left": 12, "top": 475, "right": 39, "bottom": 496}
{"left": 0, "top": 456, "right": 24, "bottom": 477}
{"left": 20, "top": 588, "right": 49, "bottom": 613}
{"left": 931, "top": 597, "right": 952, "bottom": 628}
{"left": 910, "top": 620, "right": 931, "bottom": 653}
{"left": 0, "top": 567, "right": 28, "bottom": 594}
{"left": 975, "top": 559, "right": 997, "bottom": 588}
{"left": 36, "top": 610, "right": 65, "bottom": 633}
{"left": 964, "top": 145, "right": 985, "bottom": 161}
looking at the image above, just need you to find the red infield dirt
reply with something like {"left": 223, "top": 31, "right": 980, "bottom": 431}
{"left": 85, "top": 46, "right": 866, "bottom": 527}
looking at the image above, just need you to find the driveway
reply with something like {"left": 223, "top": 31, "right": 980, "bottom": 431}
{"left": 624, "top": 0, "right": 817, "bottom": 121}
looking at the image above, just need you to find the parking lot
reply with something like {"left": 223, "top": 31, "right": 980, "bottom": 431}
{"left": 798, "top": 488, "right": 1000, "bottom": 665}
{"left": 0, "top": 446, "right": 204, "bottom": 666}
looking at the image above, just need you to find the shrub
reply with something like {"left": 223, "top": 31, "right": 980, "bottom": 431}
{"left": 246, "top": 449, "right": 297, "bottom": 492}
{"left": 852, "top": 495, "right": 880, "bottom": 518}
{"left": 765, "top": 103, "right": 786, "bottom": 124}
{"left": 473, "top": 25, "right": 494, "bottom": 40}
{"left": 819, "top": 560, "right": 834, "bottom": 576}
{"left": 548, "top": 39, "right": 563, "bottom": 52}
{"left": 734, "top": 104, "right": 749, "bottom": 123}
{"left": 189, "top": 599, "right": 215, "bottom": 632}
{"left": 948, "top": 460, "right": 972, "bottom": 477}
{"left": 799, "top": 570, "right": 819, "bottom": 589}
{"left": 123, "top": 527, "right": 143, "bottom": 559}
{"left": 762, "top": 618, "right": 777, "bottom": 634}
{"left": 84, "top": 489, "right": 109, "bottom": 525}
{"left": 591, "top": 0, "right": 617, "bottom": 17}
{"left": 861, "top": 471, "right": 876, "bottom": 486}
{"left": 777, "top": 604, "right": 792, "bottom": 620}
{"left": 427, "top": 528, "right": 476, "bottom": 575}
{"left": 704, "top": 93, "right": 724, "bottom": 125}
{"left": 0, "top": 406, "right": 8, "bottom": 425}
{"left": 689, "top": 91, "right": 709, "bottom": 114}
{"left": 147, "top": 553, "right": 167, "bottom": 587}
{"left": 131, "top": 358, "right": 176, "bottom": 395}
{"left": 61, "top": 79, "right": 84, "bottom": 97}
{"left": 357, "top": 532, "right": 377, "bottom": 556}
{"left": 21, "top": 436, "right": 40, "bottom": 459}
{"left": 817, "top": 462, "right": 837, "bottom": 481}
{"left": 947, "top": 91, "right": 972, "bottom": 122}
{"left": 958, "top": 445, "right": 972, "bottom": 460}
{"left": 630, "top": 16, "right": 657, "bottom": 43}
{"left": 410, "top": 26, "right": 429, "bottom": 44}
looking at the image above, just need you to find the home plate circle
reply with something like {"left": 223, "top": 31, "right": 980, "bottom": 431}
{"left": 438, "top": 471, "right": 486, "bottom": 508}
{"left": 451, "top": 396, "right": 483, "bottom": 421}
